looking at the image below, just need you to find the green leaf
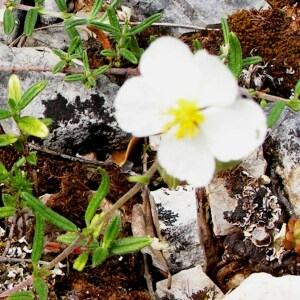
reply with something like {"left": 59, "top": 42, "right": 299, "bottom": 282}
{"left": 129, "top": 35, "right": 143, "bottom": 58}
{"left": 90, "top": 0, "right": 104, "bottom": 19}
{"left": 192, "top": 39, "right": 203, "bottom": 52}
{"left": 267, "top": 101, "right": 286, "bottom": 128}
{"left": 127, "top": 13, "right": 162, "bottom": 36}
{"left": 68, "top": 36, "right": 82, "bottom": 54}
{"left": 64, "top": 74, "right": 85, "bottom": 82}
{"left": 52, "top": 60, "right": 66, "bottom": 74}
{"left": 92, "top": 65, "right": 110, "bottom": 76}
{"left": 0, "top": 161, "right": 7, "bottom": 175}
{"left": 26, "top": 151, "right": 37, "bottom": 165}
{"left": 52, "top": 48, "right": 67, "bottom": 60}
{"left": 109, "top": 236, "right": 152, "bottom": 255}
{"left": 260, "top": 99, "right": 268, "bottom": 108}
{"left": 33, "top": 278, "right": 49, "bottom": 300}
{"left": 287, "top": 99, "right": 300, "bottom": 112}
{"left": 57, "top": 232, "right": 80, "bottom": 244}
{"left": 0, "top": 109, "right": 12, "bottom": 120}
{"left": 158, "top": 165, "right": 180, "bottom": 189}
{"left": 31, "top": 212, "right": 45, "bottom": 264}
{"left": 103, "top": 215, "right": 120, "bottom": 248}
{"left": 0, "top": 207, "right": 15, "bottom": 218}
{"left": 18, "top": 116, "right": 49, "bottom": 138}
{"left": 92, "top": 246, "right": 109, "bottom": 267}
{"left": 85, "top": 167, "right": 109, "bottom": 225}
{"left": 73, "top": 253, "right": 89, "bottom": 271}
{"left": 0, "top": 134, "right": 18, "bottom": 147}
{"left": 82, "top": 50, "right": 90, "bottom": 71}
{"left": 13, "top": 139, "right": 24, "bottom": 153}
{"left": 107, "top": 6, "right": 121, "bottom": 39}
{"left": 55, "top": 0, "right": 67, "bottom": 12}
{"left": 242, "top": 56, "right": 262, "bottom": 68}
{"left": 88, "top": 22, "right": 121, "bottom": 37}
{"left": 24, "top": 9, "right": 38, "bottom": 37}
{"left": 18, "top": 80, "right": 48, "bottom": 110}
{"left": 120, "top": 48, "right": 138, "bottom": 64}
{"left": 2, "top": 193, "right": 16, "bottom": 207}
{"left": 41, "top": 118, "right": 53, "bottom": 127}
{"left": 100, "top": 49, "right": 117, "bottom": 57}
{"left": 22, "top": 192, "right": 78, "bottom": 232}
{"left": 3, "top": 9, "right": 16, "bottom": 35}
{"left": 8, "top": 98, "right": 18, "bottom": 114}
{"left": 294, "top": 79, "right": 300, "bottom": 97}
{"left": 65, "top": 19, "right": 88, "bottom": 29}
{"left": 128, "top": 175, "right": 150, "bottom": 184}
{"left": 7, "top": 291, "right": 35, "bottom": 300}
{"left": 228, "top": 32, "right": 243, "bottom": 79}
{"left": 221, "top": 17, "right": 230, "bottom": 46}
{"left": 8, "top": 74, "right": 22, "bottom": 102}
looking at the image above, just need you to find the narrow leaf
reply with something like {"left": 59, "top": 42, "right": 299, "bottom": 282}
{"left": 31, "top": 212, "right": 45, "bottom": 264}
{"left": 120, "top": 48, "right": 138, "bottom": 64}
{"left": 0, "top": 134, "right": 18, "bottom": 147}
{"left": 18, "top": 81, "right": 48, "bottom": 110}
{"left": 221, "top": 17, "right": 230, "bottom": 45}
{"left": 128, "top": 175, "right": 150, "bottom": 184}
{"left": 192, "top": 39, "right": 203, "bottom": 52}
{"left": 109, "top": 236, "right": 152, "bottom": 255}
{"left": 92, "top": 246, "right": 109, "bottom": 267}
{"left": 85, "top": 167, "right": 110, "bottom": 225}
{"left": 68, "top": 36, "right": 82, "bottom": 54}
{"left": 3, "top": 9, "right": 15, "bottom": 35}
{"left": 127, "top": 13, "right": 162, "bottom": 36}
{"left": 82, "top": 50, "right": 90, "bottom": 71}
{"left": 88, "top": 22, "right": 121, "bottom": 37}
{"left": 24, "top": 9, "right": 38, "bottom": 37}
{"left": 66, "top": 19, "right": 88, "bottom": 29}
{"left": 129, "top": 36, "right": 142, "bottom": 59}
{"left": 57, "top": 232, "right": 80, "bottom": 244}
{"left": 92, "top": 65, "right": 110, "bottom": 76}
{"left": 33, "top": 278, "right": 48, "bottom": 300}
{"left": 54, "top": 0, "right": 67, "bottom": 12}
{"left": 100, "top": 49, "right": 117, "bottom": 57}
{"left": 52, "top": 60, "right": 66, "bottom": 74}
{"left": 0, "top": 207, "right": 15, "bottom": 218}
{"left": 22, "top": 192, "right": 78, "bottom": 232}
{"left": 90, "top": 0, "right": 103, "bottom": 19}
{"left": 64, "top": 74, "right": 85, "bottom": 82}
{"left": 267, "top": 101, "right": 286, "bottom": 128}
{"left": 228, "top": 32, "right": 243, "bottom": 79}
{"left": 107, "top": 6, "right": 121, "bottom": 38}
{"left": 103, "top": 215, "right": 120, "bottom": 248}
{"left": 8, "top": 98, "right": 18, "bottom": 114}
{"left": 0, "top": 109, "right": 12, "bottom": 120}
{"left": 18, "top": 116, "right": 49, "bottom": 138}
{"left": 73, "top": 253, "right": 89, "bottom": 271}
{"left": 52, "top": 48, "right": 66, "bottom": 60}
{"left": 295, "top": 79, "right": 300, "bottom": 96}
{"left": 8, "top": 74, "right": 22, "bottom": 102}
{"left": 242, "top": 56, "right": 262, "bottom": 68}
{"left": 7, "top": 291, "right": 35, "bottom": 300}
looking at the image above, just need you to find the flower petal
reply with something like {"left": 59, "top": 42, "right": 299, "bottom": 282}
{"left": 193, "top": 50, "right": 239, "bottom": 108}
{"left": 157, "top": 131, "right": 216, "bottom": 187}
{"left": 202, "top": 99, "right": 267, "bottom": 161}
{"left": 139, "top": 37, "right": 201, "bottom": 101}
{"left": 114, "top": 76, "right": 167, "bottom": 136}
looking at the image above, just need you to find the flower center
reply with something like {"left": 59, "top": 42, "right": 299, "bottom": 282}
{"left": 163, "top": 99, "right": 204, "bottom": 139}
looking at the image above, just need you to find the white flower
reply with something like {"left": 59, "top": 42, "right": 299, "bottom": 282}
{"left": 114, "top": 37, "right": 267, "bottom": 187}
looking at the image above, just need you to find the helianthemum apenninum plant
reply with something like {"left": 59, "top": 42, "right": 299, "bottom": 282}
{"left": 114, "top": 37, "right": 267, "bottom": 187}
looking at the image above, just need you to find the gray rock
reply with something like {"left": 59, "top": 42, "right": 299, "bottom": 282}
{"left": 121, "top": 0, "right": 269, "bottom": 35}
{"left": 156, "top": 265, "right": 224, "bottom": 300}
{"left": 268, "top": 108, "right": 300, "bottom": 216}
{"left": 206, "top": 177, "right": 237, "bottom": 236}
{"left": 39, "top": 0, "right": 60, "bottom": 25}
{"left": 150, "top": 185, "right": 207, "bottom": 273}
{"left": 0, "top": 44, "right": 129, "bottom": 156}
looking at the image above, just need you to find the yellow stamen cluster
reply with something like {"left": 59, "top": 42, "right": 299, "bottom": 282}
{"left": 163, "top": 99, "right": 204, "bottom": 139}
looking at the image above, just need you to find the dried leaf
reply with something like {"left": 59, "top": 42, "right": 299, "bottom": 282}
{"left": 111, "top": 137, "right": 139, "bottom": 166}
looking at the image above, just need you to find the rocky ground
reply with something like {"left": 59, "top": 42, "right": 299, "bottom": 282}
{"left": 0, "top": 0, "right": 299, "bottom": 299}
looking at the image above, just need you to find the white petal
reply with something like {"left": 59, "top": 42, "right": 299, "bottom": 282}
{"left": 157, "top": 131, "right": 216, "bottom": 187}
{"left": 115, "top": 76, "right": 167, "bottom": 136}
{"left": 202, "top": 99, "right": 267, "bottom": 161}
{"left": 193, "top": 50, "right": 239, "bottom": 108}
{"left": 139, "top": 37, "right": 201, "bottom": 101}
